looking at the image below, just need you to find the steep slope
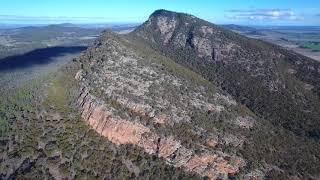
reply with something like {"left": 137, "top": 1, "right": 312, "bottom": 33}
{"left": 72, "top": 26, "right": 320, "bottom": 178}
{"left": 130, "top": 9, "right": 320, "bottom": 141}
{"left": 74, "top": 31, "right": 249, "bottom": 179}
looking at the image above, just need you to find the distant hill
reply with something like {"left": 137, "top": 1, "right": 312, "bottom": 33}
{"left": 10, "top": 25, "right": 102, "bottom": 42}
{"left": 221, "top": 24, "right": 257, "bottom": 32}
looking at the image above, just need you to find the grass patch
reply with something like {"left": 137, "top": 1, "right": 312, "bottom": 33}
{"left": 44, "top": 65, "right": 79, "bottom": 113}
{"left": 0, "top": 117, "right": 9, "bottom": 137}
{"left": 300, "top": 42, "right": 320, "bottom": 52}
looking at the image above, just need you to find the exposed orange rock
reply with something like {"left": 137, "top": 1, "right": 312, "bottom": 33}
{"left": 186, "top": 154, "right": 217, "bottom": 172}
{"left": 77, "top": 88, "right": 245, "bottom": 179}
{"left": 139, "top": 133, "right": 159, "bottom": 154}
{"left": 158, "top": 137, "right": 181, "bottom": 158}
{"left": 206, "top": 138, "right": 218, "bottom": 148}
{"left": 100, "top": 119, "right": 150, "bottom": 145}
{"left": 81, "top": 99, "right": 150, "bottom": 145}
{"left": 185, "top": 154, "right": 245, "bottom": 179}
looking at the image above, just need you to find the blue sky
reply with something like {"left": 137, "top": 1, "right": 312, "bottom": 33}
{"left": 0, "top": 0, "right": 319, "bottom": 25}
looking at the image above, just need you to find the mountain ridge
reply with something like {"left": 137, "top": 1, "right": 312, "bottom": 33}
{"left": 130, "top": 9, "right": 320, "bottom": 140}
{"left": 69, "top": 10, "right": 320, "bottom": 178}
{"left": 74, "top": 30, "right": 249, "bottom": 179}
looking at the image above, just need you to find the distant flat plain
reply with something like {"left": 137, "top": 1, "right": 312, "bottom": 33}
{"left": 223, "top": 25, "right": 320, "bottom": 62}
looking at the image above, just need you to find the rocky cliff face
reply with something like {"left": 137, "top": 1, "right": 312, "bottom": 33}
{"left": 76, "top": 87, "right": 245, "bottom": 179}
{"left": 132, "top": 9, "right": 320, "bottom": 144}
{"left": 133, "top": 10, "right": 242, "bottom": 62}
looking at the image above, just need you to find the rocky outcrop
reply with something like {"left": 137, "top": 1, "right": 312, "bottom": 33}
{"left": 191, "top": 36, "right": 213, "bottom": 58}
{"left": 78, "top": 88, "right": 149, "bottom": 145}
{"left": 76, "top": 87, "right": 245, "bottom": 179}
{"left": 156, "top": 16, "right": 177, "bottom": 43}
{"left": 233, "top": 116, "right": 255, "bottom": 129}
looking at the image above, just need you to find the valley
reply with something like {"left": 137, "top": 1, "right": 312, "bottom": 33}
{"left": 0, "top": 46, "right": 85, "bottom": 89}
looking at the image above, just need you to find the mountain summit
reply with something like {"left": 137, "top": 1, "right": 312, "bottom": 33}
{"left": 132, "top": 9, "right": 320, "bottom": 140}
{"left": 68, "top": 10, "right": 320, "bottom": 179}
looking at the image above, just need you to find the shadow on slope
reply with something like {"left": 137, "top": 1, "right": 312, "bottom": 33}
{"left": 0, "top": 46, "right": 87, "bottom": 72}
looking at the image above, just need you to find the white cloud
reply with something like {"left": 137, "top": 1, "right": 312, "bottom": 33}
{"left": 226, "top": 9, "right": 303, "bottom": 21}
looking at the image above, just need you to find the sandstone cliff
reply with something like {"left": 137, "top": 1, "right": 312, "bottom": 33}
{"left": 76, "top": 87, "right": 245, "bottom": 179}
